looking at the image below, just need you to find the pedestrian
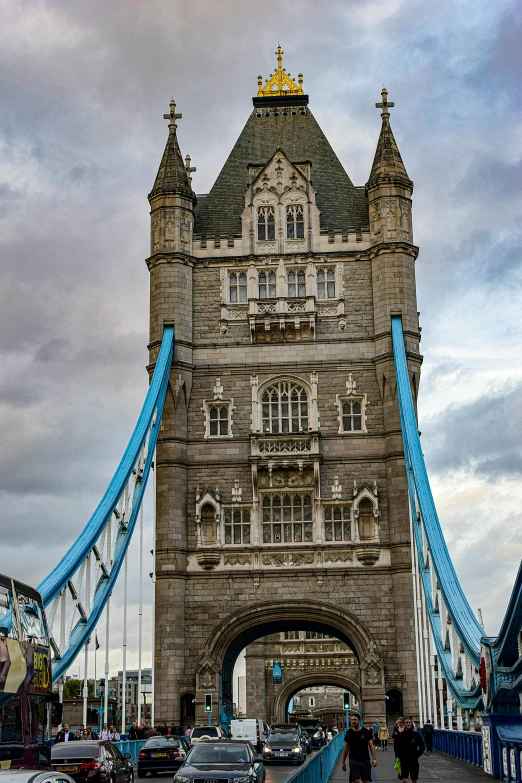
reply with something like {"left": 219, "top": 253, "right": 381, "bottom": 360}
{"left": 372, "top": 720, "right": 381, "bottom": 749}
{"left": 184, "top": 725, "right": 192, "bottom": 737}
{"left": 392, "top": 717, "right": 405, "bottom": 779}
{"left": 137, "top": 724, "right": 145, "bottom": 740}
{"left": 144, "top": 725, "right": 157, "bottom": 738}
{"left": 341, "top": 713, "right": 377, "bottom": 783}
{"left": 378, "top": 721, "right": 388, "bottom": 750}
{"left": 157, "top": 721, "right": 168, "bottom": 735}
{"left": 422, "top": 720, "right": 434, "bottom": 753}
{"left": 100, "top": 723, "right": 110, "bottom": 740}
{"left": 55, "top": 724, "right": 76, "bottom": 743}
{"left": 85, "top": 727, "right": 95, "bottom": 740}
{"left": 128, "top": 723, "right": 139, "bottom": 741}
{"left": 394, "top": 717, "right": 425, "bottom": 783}
{"left": 109, "top": 725, "right": 120, "bottom": 741}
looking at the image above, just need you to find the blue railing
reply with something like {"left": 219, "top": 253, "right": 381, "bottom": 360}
{"left": 281, "top": 731, "right": 345, "bottom": 783}
{"left": 433, "top": 728, "right": 483, "bottom": 767}
{"left": 115, "top": 739, "right": 146, "bottom": 764}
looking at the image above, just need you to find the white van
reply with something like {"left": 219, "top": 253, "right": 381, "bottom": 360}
{"left": 230, "top": 719, "right": 268, "bottom": 750}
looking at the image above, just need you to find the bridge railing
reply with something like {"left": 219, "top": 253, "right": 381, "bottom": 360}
{"left": 281, "top": 732, "right": 345, "bottom": 783}
{"left": 115, "top": 739, "right": 146, "bottom": 763}
{"left": 433, "top": 728, "right": 483, "bottom": 768}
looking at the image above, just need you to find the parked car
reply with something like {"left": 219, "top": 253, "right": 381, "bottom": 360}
{"left": 188, "top": 726, "right": 227, "bottom": 746}
{"left": 137, "top": 735, "right": 189, "bottom": 777}
{"left": 230, "top": 719, "right": 269, "bottom": 751}
{"left": 0, "top": 774, "right": 76, "bottom": 783}
{"left": 51, "top": 740, "right": 133, "bottom": 783}
{"left": 263, "top": 728, "right": 306, "bottom": 765}
{"left": 173, "top": 739, "right": 265, "bottom": 783}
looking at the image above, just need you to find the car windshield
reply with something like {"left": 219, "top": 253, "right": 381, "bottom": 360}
{"left": 52, "top": 743, "right": 100, "bottom": 759}
{"left": 269, "top": 732, "right": 298, "bottom": 742}
{"left": 189, "top": 744, "right": 250, "bottom": 764}
{"left": 144, "top": 738, "right": 182, "bottom": 748}
{"left": 191, "top": 728, "right": 219, "bottom": 738}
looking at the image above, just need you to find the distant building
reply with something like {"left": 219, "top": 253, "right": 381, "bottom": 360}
{"left": 106, "top": 669, "right": 153, "bottom": 723}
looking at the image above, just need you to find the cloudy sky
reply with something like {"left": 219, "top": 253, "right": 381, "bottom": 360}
{"left": 1, "top": 0, "right": 521, "bottom": 685}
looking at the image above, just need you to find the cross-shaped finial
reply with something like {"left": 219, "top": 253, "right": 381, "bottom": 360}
{"left": 375, "top": 87, "right": 394, "bottom": 119}
{"left": 185, "top": 153, "right": 196, "bottom": 184}
{"left": 276, "top": 43, "right": 284, "bottom": 70}
{"left": 163, "top": 98, "right": 182, "bottom": 133}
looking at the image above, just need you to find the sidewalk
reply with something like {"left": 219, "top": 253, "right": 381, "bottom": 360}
{"left": 329, "top": 745, "right": 491, "bottom": 781}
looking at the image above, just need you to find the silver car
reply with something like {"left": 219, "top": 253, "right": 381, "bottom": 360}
{"left": 0, "top": 772, "right": 76, "bottom": 783}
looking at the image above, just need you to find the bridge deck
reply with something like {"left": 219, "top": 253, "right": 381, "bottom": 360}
{"left": 329, "top": 747, "right": 490, "bottom": 781}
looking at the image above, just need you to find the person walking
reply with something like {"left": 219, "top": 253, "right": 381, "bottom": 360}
{"left": 372, "top": 720, "right": 381, "bottom": 749}
{"left": 378, "top": 721, "right": 389, "bottom": 750}
{"left": 100, "top": 724, "right": 110, "bottom": 740}
{"left": 55, "top": 724, "right": 76, "bottom": 743}
{"left": 341, "top": 713, "right": 377, "bottom": 783}
{"left": 394, "top": 717, "right": 425, "bottom": 783}
{"left": 422, "top": 720, "right": 434, "bottom": 753}
{"left": 109, "top": 725, "right": 120, "bottom": 741}
{"left": 128, "top": 723, "right": 139, "bottom": 740}
{"left": 184, "top": 725, "right": 192, "bottom": 737}
{"left": 392, "top": 717, "right": 405, "bottom": 779}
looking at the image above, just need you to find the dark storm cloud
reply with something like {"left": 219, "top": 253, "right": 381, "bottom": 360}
{"left": 423, "top": 383, "right": 522, "bottom": 479}
{"left": 0, "top": 0, "right": 521, "bottom": 654}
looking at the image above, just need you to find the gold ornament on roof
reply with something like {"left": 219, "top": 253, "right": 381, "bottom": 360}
{"left": 257, "top": 44, "right": 304, "bottom": 97}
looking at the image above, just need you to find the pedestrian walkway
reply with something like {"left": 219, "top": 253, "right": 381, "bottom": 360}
{"left": 329, "top": 746, "right": 491, "bottom": 781}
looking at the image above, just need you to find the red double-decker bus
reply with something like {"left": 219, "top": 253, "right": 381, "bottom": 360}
{"left": 0, "top": 573, "right": 55, "bottom": 769}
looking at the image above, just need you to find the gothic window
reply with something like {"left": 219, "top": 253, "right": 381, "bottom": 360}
{"left": 200, "top": 503, "right": 217, "bottom": 545}
{"left": 342, "top": 400, "right": 363, "bottom": 431}
{"left": 205, "top": 403, "right": 232, "bottom": 437}
{"left": 286, "top": 204, "right": 304, "bottom": 239}
{"left": 324, "top": 505, "right": 352, "bottom": 542}
{"left": 317, "top": 268, "right": 336, "bottom": 299}
{"left": 284, "top": 631, "right": 298, "bottom": 640}
{"left": 229, "top": 271, "right": 247, "bottom": 303}
{"left": 288, "top": 269, "right": 306, "bottom": 298}
{"left": 257, "top": 206, "right": 275, "bottom": 240}
{"left": 262, "top": 493, "right": 313, "bottom": 543}
{"left": 261, "top": 380, "right": 309, "bottom": 434}
{"left": 358, "top": 498, "right": 375, "bottom": 541}
{"left": 259, "top": 270, "right": 276, "bottom": 299}
{"left": 224, "top": 507, "right": 251, "bottom": 545}
{"left": 305, "top": 632, "right": 331, "bottom": 639}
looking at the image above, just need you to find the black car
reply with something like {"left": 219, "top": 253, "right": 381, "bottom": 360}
{"left": 137, "top": 736, "right": 189, "bottom": 777}
{"left": 173, "top": 739, "right": 265, "bottom": 783}
{"left": 263, "top": 729, "right": 306, "bottom": 765}
{"left": 51, "top": 740, "right": 133, "bottom": 783}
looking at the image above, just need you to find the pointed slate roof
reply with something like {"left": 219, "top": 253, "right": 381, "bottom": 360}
{"left": 368, "top": 88, "right": 411, "bottom": 187}
{"left": 149, "top": 100, "right": 195, "bottom": 201}
{"left": 194, "top": 108, "right": 368, "bottom": 238}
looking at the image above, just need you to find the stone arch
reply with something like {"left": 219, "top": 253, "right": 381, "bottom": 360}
{"left": 196, "top": 599, "right": 385, "bottom": 723}
{"left": 274, "top": 671, "right": 362, "bottom": 723}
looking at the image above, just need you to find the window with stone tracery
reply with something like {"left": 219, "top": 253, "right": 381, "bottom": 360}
{"left": 287, "top": 268, "right": 306, "bottom": 298}
{"left": 324, "top": 505, "right": 352, "bottom": 542}
{"left": 286, "top": 204, "right": 304, "bottom": 239}
{"left": 261, "top": 492, "right": 313, "bottom": 543}
{"left": 317, "top": 267, "right": 336, "bottom": 299}
{"left": 204, "top": 402, "right": 232, "bottom": 438}
{"left": 259, "top": 269, "right": 276, "bottom": 299}
{"left": 261, "top": 380, "right": 309, "bottom": 434}
{"left": 305, "top": 632, "right": 332, "bottom": 639}
{"left": 342, "top": 400, "right": 363, "bottom": 431}
{"left": 224, "top": 507, "right": 251, "bottom": 544}
{"left": 257, "top": 206, "right": 275, "bottom": 240}
{"left": 229, "top": 271, "right": 247, "bottom": 303}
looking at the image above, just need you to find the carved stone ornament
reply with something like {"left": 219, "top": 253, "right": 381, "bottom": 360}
{"left": 262, "top": 553, "right": 314, "bottom": 567}
{"left": 223, "top": 554, "right": 252, "bottom": 566}
{"left": 196, "top": 550, "right": 221, "bottom": 570}
{"left": 355, "top": 546, "right": 380, "bottom": 566}
{"left": 324, "top": 550, "right": 354, "bottom": 564}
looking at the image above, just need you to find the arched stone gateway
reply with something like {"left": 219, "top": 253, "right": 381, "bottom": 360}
{"left": 194, "top": 600, "right": 386, "bottom": 724}
{"left": 275, "top": 673, "right": 362, "bottom": 723}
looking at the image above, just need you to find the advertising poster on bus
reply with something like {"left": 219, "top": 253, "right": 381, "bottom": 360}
{"left": 0, "top": 637, "right": 51, "bottom": 695}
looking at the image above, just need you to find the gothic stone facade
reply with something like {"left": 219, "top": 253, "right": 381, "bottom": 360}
{"left": 147, "top": 64, "right": 422, "bottom": 726}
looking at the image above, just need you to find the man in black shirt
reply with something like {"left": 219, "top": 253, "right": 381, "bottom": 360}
{"left": 421, "top": 720, "right": 434, "bottom": 752}
{"left": 394, "top": 717, "right": 425, "bottom": 782}
{"left": 341, "top": 714, "right": 377, "bottom": 783}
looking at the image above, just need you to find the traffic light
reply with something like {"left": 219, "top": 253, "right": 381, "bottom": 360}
{"left": 343, "top": 692, "right": 350, "bottom": 710}
{"left": 205, "top": 693, "right": 212, "bottom": 712}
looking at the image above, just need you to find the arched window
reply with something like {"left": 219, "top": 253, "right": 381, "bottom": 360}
{"left": 229, "top": 271, "right": 247, "bottom": 302}
{"left": 261, "top": 380, "right": 309, "bottom": 434}
{"left": 317, "top": 268, "right": 336, "bottom": 299}
{"left": 258, "top": 206, "right": 275, "bottom": 240}
{"left": 262, "top": 492, "right": 313, "bottom": 543}
{"left": 286, "top": 204, "right": 304, "bottom": 238}
{"left": 358, "top": 498, "right": 375, "bottom": 541}
{"left": 200, "top": 503, "right": 217, "bottom": 545}
{"left": 259, "top": 270, "right": 276, "bottom": 299}
{"left": 288, "top": 269, "right": 306, "bottom": 298}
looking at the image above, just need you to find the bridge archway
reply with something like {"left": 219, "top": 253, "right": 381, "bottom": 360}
{"left": 274, "top": 672, "right": 361, "bottom": 723}
{"left": 196, "top": 600, "right": 385, "bottom": 723}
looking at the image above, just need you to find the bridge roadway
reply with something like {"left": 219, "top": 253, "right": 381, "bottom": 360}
{"left": 329, "top": 746, "right": 491, "bottom": 782}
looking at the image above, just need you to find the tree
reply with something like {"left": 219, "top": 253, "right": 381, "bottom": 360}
{"left": 63, "top": 679, "right": 95, "bottom": 699}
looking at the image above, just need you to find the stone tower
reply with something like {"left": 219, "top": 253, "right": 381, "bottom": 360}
{"left": 147, "top": 48, "right": 422, "bottom": 727}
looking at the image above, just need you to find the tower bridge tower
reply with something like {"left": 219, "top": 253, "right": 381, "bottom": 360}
{"left": 147, "top": 48, "right": 422, "bottom": 726}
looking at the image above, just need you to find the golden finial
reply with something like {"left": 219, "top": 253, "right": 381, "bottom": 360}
{"left": 257, "top": 44, "right": 304, "bottom": 97}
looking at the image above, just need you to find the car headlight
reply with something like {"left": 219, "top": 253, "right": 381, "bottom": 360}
{"left": 175, "top": 777, "right": 190, "bottom": 783}
{"left": 292, "top": 746, "right": 301, "bottom": 753}
{"left": 263, "top": 747, "right": 272, "bottom": 753}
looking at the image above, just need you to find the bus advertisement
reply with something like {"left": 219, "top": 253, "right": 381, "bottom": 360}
{"left": 0, "top": 573, "right": 55, "bottom": 769}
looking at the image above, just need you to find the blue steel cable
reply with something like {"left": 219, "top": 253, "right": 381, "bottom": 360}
{"left": 36, "top": 327, "right": 174, "bottom": 681}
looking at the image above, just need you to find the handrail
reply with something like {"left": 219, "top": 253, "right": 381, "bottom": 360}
{"left": 433, "top": 728, "right": 483, "bottom": 768}
{"left": 281, "top": 732, "right": 345, "bottom": 783}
